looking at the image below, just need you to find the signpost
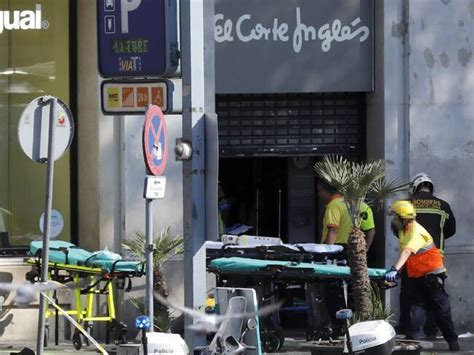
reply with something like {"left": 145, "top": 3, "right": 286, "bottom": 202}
{"left": 97, "top": 0, "right": 178, "bottom": 77}
{"left": 142, "top": 105, "right": 168, "bottom": 331}
{"left": 17, "top": 96, "right": 74, "bottom": 355}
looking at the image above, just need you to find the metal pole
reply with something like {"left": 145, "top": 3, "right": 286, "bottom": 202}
{"left": 181, "top": 0, "right": 215, "bottom": 350}
{"left": 278, "top": 182, "right": 282, "bottom": 239}
{"left": 37, "top": 98, "right": 56, "bottom": 355}
{"left": 145, "top": 197, "right": 154, "bottom": 330}
{"left": 256, "top": 186, "right": 260, "bottom": 235}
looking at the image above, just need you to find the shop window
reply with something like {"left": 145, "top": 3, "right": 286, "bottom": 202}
{"left": 0, "top": 0, "right": 71, "bottom": 251}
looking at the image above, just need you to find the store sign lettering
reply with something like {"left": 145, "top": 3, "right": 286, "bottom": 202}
{"left": 215, "top": 7, "right": 369, "bottom": 54}
{"left": 0, "top": 4, "right": 47, "bottom": 34}
{"left": 119, "top": 56, "right": 142, "bottom": 72}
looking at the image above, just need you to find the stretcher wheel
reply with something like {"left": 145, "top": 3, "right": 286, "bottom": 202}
{"left": 274, "top": 328, "right": 284, "bottom": 348}
{"left": 72, "top": 331, "right": 82, "bottom": 350}
{"left": 261, "top": 331, "right": 281, "bottom": 353}
{"left": 114, "top": 327, "right": 127, "bottom": 345}
{"left": 306, "top": 326, "right": 332, "bottom": 341}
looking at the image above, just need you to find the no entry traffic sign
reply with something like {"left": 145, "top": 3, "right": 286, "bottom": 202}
{"left": 143, "top": 105, "right": 168, "bottom": 175}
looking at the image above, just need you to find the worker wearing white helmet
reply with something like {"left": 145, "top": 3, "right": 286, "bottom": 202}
{"left": 398, "top": 173, "right": 456, "bottom": 341}
{"left": 410, "top": 172, "right": 456, "bottom": 251}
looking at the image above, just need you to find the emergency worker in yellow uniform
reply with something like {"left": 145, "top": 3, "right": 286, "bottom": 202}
{"left": 386, "top": 200, "right": 459, "bottom": 351}
{"left": 317, "top": 180, "right": 375, "bottom": 338}
{"left": 319, "top": 181, "right": 375, "bottom": 249}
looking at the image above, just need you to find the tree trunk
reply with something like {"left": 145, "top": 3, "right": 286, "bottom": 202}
{"left": 346, "top": 227, "right": 373, "bottom": 320}
{"left": 154, "top": 268, "right": 172, "bottom": 332}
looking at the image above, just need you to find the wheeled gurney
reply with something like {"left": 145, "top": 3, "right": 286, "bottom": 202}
{"left": 207, "top": 253, "right": 388, "bottom": 352}
{"left": 26, "top": 241, "right": 145, "bottom": 350}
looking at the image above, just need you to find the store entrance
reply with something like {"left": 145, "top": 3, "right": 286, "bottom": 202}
{"left": 218, "top": 156, "right": 322, "bottom": 243}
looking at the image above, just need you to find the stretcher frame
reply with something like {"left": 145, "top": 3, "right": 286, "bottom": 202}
{"left": 26, "top": 256, "right": 145, "bottom": 349}
{"left": 208, "top": 257, "right": 389, "bottom": 352}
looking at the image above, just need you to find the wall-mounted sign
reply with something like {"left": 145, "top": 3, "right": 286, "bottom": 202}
{"left": 0, "top": 4, "right": 49, "bottom": 34}
{"left": 17, "top": 96, "right": 74, "bottom": 163}
{"left": 39, "top": 209, "right": 64, "bottom": 238}
{"left": 143, "top": 105, "right": 168, "bottom": 176}
{"left": 97, "top": 0, "right": 178, "bottom": 78}
{"left": 215, "top": 0, "right": 374, "bottom": 93}
{"left": 101, "top": 79, "right": 171, "bottom": 115}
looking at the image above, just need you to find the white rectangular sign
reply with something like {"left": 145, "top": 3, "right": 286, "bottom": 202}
{"left": 144, "top": 176, "right": 166, "bottom": 199}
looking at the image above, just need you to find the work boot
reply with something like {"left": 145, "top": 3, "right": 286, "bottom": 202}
{"left": 448, "top": 341, "right": 460, "bottom": 351}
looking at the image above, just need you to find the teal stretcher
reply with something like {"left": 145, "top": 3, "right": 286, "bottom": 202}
{"left": 210, "top": 257, "right": 387, "bottom": 278}
{"left": 29, "top": 241, "right": 143, "bottom": 273}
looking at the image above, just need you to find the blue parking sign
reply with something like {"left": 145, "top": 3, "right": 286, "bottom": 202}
{"left": 97, "top": 0, "right": 178, "bottom": 78}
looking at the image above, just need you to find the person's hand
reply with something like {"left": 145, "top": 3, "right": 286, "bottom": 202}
{"left": 385, "top": 266, "right": 399, "bottom": 282}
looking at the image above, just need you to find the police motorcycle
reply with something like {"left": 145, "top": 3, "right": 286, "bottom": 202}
{"left": 336, "top": 309, "right": 396, "bottom": 355}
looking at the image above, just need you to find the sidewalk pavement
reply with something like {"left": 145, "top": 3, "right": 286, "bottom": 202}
{"left": 1, "top": 334, "right": 474, "bottom": 354}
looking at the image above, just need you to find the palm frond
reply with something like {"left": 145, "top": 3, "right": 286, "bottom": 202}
{"left": 370, "top": 178, "right": 412, "bottom": 209}
{"left": 350, "top": 282, "right": 393, "bottom": 324}
{"left": 314, "top": 155, "right": 391, "bottom": 227}
{"left": 122, "top": 227, "right": 184, "bottom": 268}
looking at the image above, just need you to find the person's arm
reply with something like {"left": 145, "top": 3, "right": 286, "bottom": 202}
{"left": 360, "top": 205, "right": 375, "bottom": 249}
{"left": 323, "top": 200, "right": 341, "bottom": 244}
{"left": 444, "top": 203, "right": 456, "bottom": 239}
{"left": 392, "top": 248, "right": 413, "bottom": 271}
{"left": 325, "top": 227, "right": 338, "bottom": 244}
{"left": 365, "top": 228, "right": 375, "bottom": 250}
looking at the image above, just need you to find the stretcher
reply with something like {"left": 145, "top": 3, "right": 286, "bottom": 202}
{"left": 207, "top": 255, "right": 388, "bottom": 352}
{"left": 206, "top": 241, "right": 347, "bottom": 264}
{"left": 209, "top": 257, "right": 386, "bottom": 278}
{"left": 26, "top": 241, "right": 145, "bottom": 350}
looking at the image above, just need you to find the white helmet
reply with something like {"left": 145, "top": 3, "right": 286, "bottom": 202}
{"left": 411, "top": 172, "right": 433, "bottom": 194}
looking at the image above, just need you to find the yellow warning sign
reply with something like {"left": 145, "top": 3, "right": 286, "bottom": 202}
{"left": 107, "top": 87, "right": 120, "bottom": 108}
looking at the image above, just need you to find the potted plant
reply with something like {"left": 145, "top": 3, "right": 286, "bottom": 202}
{"left": 122, "top": 226, "right": 184, "bottom": 332}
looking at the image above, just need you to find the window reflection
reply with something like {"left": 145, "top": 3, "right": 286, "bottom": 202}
{"left": 0, "top": 0, "right": 70, "bottom": 248}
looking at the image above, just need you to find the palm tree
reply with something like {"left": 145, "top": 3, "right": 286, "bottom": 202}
{"left": 314, "top": 155, "right": 408, "bottom": 320}
{"left": 122, "top": 226, "right": 184, "bottom": 331}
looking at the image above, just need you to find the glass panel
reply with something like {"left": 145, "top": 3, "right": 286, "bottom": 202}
{"left": 0, "top": 0, "right": 70, "bottom": 246}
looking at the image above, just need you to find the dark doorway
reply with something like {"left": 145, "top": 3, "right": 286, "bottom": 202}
{"left": 219, "top": 157, "right": 289, "bottom": 241}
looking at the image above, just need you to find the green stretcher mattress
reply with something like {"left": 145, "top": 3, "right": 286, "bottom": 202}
{"left": 209, "top": 257, "right": 387, "bottom": 278}
{"left": 29, "top": 240, "right": 143, "bottom": 273}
